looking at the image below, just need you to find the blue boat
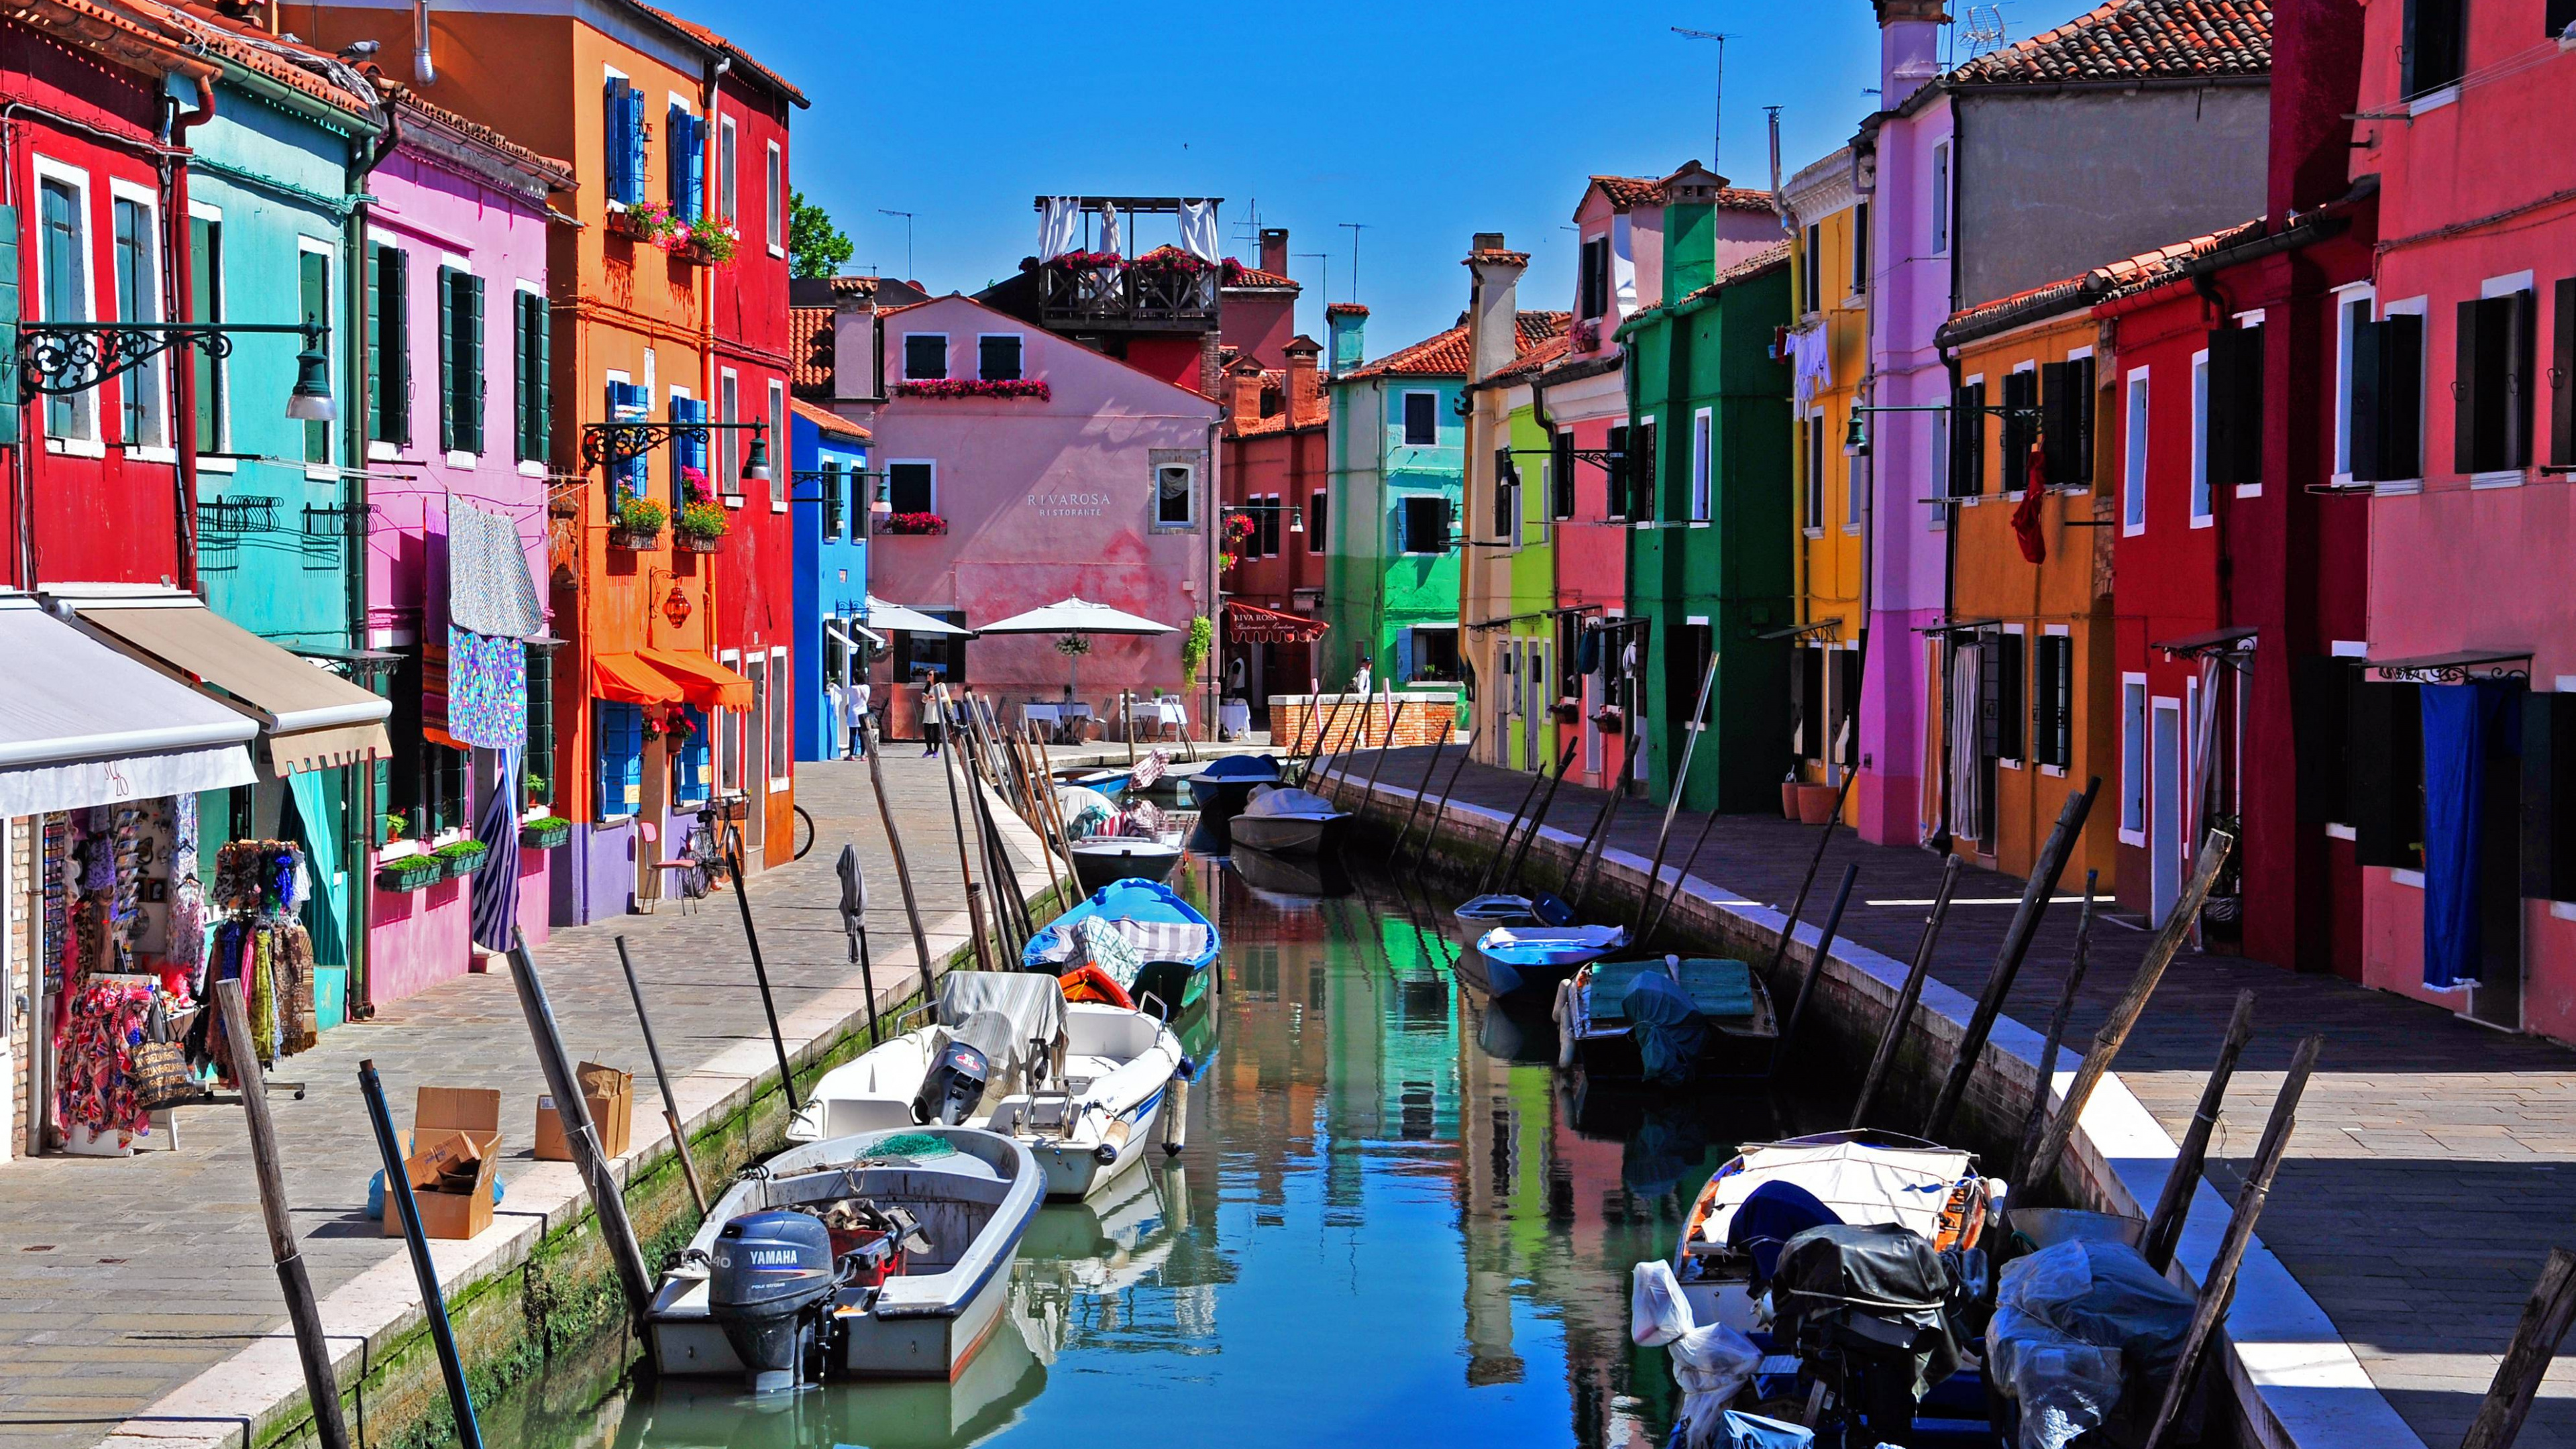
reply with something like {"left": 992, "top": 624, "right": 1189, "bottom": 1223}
{"left": 1184, "top": 753, "right": 1282, "bottom": 809}
{"left": 1023, "top": 878, "right": 1221, "bottom": 1016}
{"left": 1464, "top": 923, "right": 1628, "bottom": 999}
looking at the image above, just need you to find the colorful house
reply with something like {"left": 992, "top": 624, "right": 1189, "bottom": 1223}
{"left": 1219, "top": 331, "right": 1332, "bottom": 718}
{"left": 788, "top": 396, "right": 869, "bottom": 761}
{"left": 1780, "top": 149, "right": 1870, "bottom": 822}
{"left": 1458, "top": 235, "right": 1568, "bottom": 772}
{"left": 1618, "top": 172, "right": 1794, "bottom": 814}
{"left": 2340, "top": 0, "right": 2576, "bottom": 1036}
{"left": 358, "top": 87, "right": 573, "bottom": 1002}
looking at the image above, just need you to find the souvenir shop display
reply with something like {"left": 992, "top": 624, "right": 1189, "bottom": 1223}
{"left": 185, "top": 841, "right": 320, "bottom": 1079}
{"left": 45, "top": 797, "right": 195, "bottom": 1155}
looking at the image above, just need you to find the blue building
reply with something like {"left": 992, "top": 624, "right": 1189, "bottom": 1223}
{"left": 790, "top": 397, "right": 870, "bottom": 759}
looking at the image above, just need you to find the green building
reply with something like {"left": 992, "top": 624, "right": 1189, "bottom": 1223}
{"left": 1319, "top": 305, "right": 1466, "bottom": 689}
{"left": 1619, "top": 180, "right": 1796, "bottom": 813}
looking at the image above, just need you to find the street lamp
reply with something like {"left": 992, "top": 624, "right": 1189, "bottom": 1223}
{"left": 18, "top": 317, "right": 333, "bottom": 417}
{"left": 579, "top": 418, "right": 771, "bottom": 481}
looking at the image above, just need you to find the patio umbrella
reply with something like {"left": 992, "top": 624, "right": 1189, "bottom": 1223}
{"left": 972, "top": 596, "right": 1176, "bottom": 696}
{"left": 860, "top": 596, "right": 972, "bottom": 636}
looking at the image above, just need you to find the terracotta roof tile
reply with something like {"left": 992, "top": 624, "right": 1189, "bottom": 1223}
{"left": 1711, "top": 186, "right": 1777, "bottom": 212}
{"left": 790, "top": 305, "right": 834, "bottom": 394}
{"left": 1325, "top": 303, "right": 1370, "bottom": 317}
{"left": 1338, "top": 311, "right": 1572, "bottom": 382}
{"left": 1482, "top": 332, "right": 1572, "bottom": 386}
{"left": 1950, "top": 0, "right": 2271, "bottom": 85}
{"left": 383, "top": 85, "right": 574, "bottom": 188}
{"left": 146, "top": 2, "right": 379, "bottom": 115}
{"left": 1591, "top": 175, "right": 1664, "bottom": 209}
{"left": 1222, "top": 258, "right": 1297, "bottom": 289}
{"left": 788, "top": 396, "right": 865, "bottom": 441}
{"left": 625, "top": 3, "right": 806, "bottom": 105}
{"left": 1937, "top": 217, "right": 2264, "bottom": 343}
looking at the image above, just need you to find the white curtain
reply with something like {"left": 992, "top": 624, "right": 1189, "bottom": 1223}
{"left": 1948, "top": 643, "right": 1981, "bottom": 848}
{"left": 1097, "top": 204, "right": 1124, "bottom": 259}
{"left": 1178, "top": 200, "right": 1221, "bottom": 262}
{"left": 1611, "top": 212, "right": 1639, "bottom": 314}
{"left": 1038, "top": 197, "right": 1080, "bottom": 260}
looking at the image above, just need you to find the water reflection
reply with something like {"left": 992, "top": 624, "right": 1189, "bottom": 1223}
{"left": 586, "top": 849, "right": 1776, "bottom": 1449}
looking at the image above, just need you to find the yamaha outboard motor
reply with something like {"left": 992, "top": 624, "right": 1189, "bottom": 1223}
{"left": 1770, "top": 1222, "right": 1962, "bottom": 1449}
{"left": 708, "top": 1210, "right": 837, "bottom": 1392}
{"left": 914, "top": 1010, "right": 1014, "bottom": 1125}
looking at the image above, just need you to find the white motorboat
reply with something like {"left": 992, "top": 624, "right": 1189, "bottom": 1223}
{"left": 1225, "top": 785, "right": 1348, "bottom": 857}
{"left": 646, "top": 1125, "right": 1046, "bottom": 1387}
{"left": 983, "top": 1000, "right": 1189, "bottom": 1199}
{"left": 788, "top": 973, "right": 1068, "bottom": 1142}
{"left": 1668, "top": 1129, "right": 1998, "bottom": 1332}
{"left": 1068, "top": 833, "right": 1184, "bottom": 892}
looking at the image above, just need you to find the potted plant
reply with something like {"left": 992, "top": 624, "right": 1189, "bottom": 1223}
{"left": 381, "top": 810, "right": 409, "bottom": 846}
{"left": 610, "top": 494, "right": 666, "bottom": 549}
{"left": 1796, "top": 780, "right": 1841, "bottom": 824}
{"left": 375, "top": 853, "right": 443, "bottom": 894}
{"left": 679, "top": 216, "right": 739, "bottom": 266}
{"left": 1591, "top": 704, "right": 1625, "bottom": 735}
{"left": 885, "top": 512, "right": 947, "bottom": 536}
{"left": 433, "top": 838, "right": 492, "bottom": 879}
{"left": 607, "top": 198, "right": 676, "bottom": 244}
{"left": 676, "top": 469, "right": 728, "bottom": 552}
{"left": 519, "top": 814, "right": 574, "bottom": 850}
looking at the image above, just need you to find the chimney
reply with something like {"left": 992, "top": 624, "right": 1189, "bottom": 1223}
{"left": 1259, "top": 227, "right": 1289, "bottom": 277}
{"left": 832, "top": 282, "right": 879, "bottom": 403}
{"left": 1876, "top": 0, "right": 1949, "bottom": 110}
{"left": 1463, "top": 233, "right": 1528, "bottom": 384}
{"left": 1283, "top": 335, "right": 1322, "bottom": 424}
{"left": 1326, "top": 303, "right": 1368, "bottom": 372}
{"left": 2267, "top": 0, "right": 2367, "bottom": 217}
{"left": 1227, "top": 358, "right": 1265, "bottom": 433}
{"left": 1660, "top": 164, "right": 1724, "bottom": 299}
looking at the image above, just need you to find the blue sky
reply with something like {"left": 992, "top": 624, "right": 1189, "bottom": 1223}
{"left": 702, "top": 0, "right": 2106, "bottom": 354}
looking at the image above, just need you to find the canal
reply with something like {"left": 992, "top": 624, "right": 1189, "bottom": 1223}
{"left": 527, "top": 847, "right": 1823, "bottom": 1448}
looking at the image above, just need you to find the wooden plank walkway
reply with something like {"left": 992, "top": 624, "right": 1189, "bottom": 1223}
{"left": 1341, "top": 746, "right": 2576, "bottom": 1449}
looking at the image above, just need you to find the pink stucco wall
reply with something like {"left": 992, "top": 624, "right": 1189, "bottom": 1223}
{"left": 869, "top": 296, "right": 1222, "bottom": 719}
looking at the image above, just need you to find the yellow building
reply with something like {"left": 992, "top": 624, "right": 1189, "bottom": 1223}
{"left": 1780, "top": 150, "right": 1868, "bottom": 821}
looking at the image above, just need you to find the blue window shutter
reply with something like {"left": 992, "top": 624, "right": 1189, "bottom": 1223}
{"left": 688, "top": 396, "right": 708, "bottom": 478}
{"left": 666, "top": 105, "right": 686, "bottom": 211}
{"left": 623, "top": 708, "right": 643, "bottom": 809}
{"left": 625, "top": 383, "right": 649, "bottom": 499}
{"left": 627, "top": 87, "right": 647, "bottom": 206}
{"left": 689, "top": 116, "right": 708, "bottom": 220}
{"left": 596, "top": 701, "right": 643, "bottom": 819}
{"left": 603, "top": 79, "right": 627, "bottom": 201}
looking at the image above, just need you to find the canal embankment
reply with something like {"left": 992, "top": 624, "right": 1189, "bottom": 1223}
{"left": 1318, "top": 747, "right": 2490, "bottom": 1449}
{"left": 59, "top": 757, "right": 1061, "bottom": 1449}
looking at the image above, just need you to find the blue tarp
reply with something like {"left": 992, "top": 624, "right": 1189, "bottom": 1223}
{"left": 1623, "top": 971, "right": 1707, "bottom": 1084}
{"left": 2420, "top": 682, "right": 2520, "bottom": 989}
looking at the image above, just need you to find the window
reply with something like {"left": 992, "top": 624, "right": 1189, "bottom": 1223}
{"left": 2349, "top": 307, "right": 2425, "bottom": 482}
{"left": 1401, "top": 494, "right": 1451, "bottom": 554}
{"left": 1309, "top": 488, "right": 1328, "bottom": 548}
{"left": 103, "top": 192, "right": 162, "bottom": 453}
{"left": 904, "top": 333, "right": 948, "bottom": 380}
{"left": 1579, "top": 235, "right": 1609, "bottom": 320}
{"left": 2349, "top": 680, "right": 2424, "bottom": 871}
{"left": 822, "top": 458, "right": 845, "bottom": 539}
{"left": 1628, "top": 419, "right": 1657, "bottom": 521}
{"left": 888, "top": 461, "right": 934, "bottom": 515}
{"left": 367, "top": 244, "right": 409, "bottom": 447}
{"left": 1688, "top": 407, "right": 1712, "bottom": 521}
{"left": 1155, "top": 462, "right": 1195, "bottom": 527}
{"left": 744, "top": 653, "right": 767, "bottom": 792}
{"left": 1987, "top": 630, "right": 2026, "bottom": 767}
{"left": 717, "top": 651, "right": 744, "bottom": 792}
{"left": 764, "top": 142, "right": 784, "bottom": 256}
{"left": 1794, "top": 645, "right": 1825, "bottom": 760}
{"left": 2000, "top": 368, "right": 2039, "bottom": 494}
{"left": 1851, "top": 201, "right": 1870, "bottom": 294}
{"left": 667, "top": 103, "right": 705, "bottom": 221}
{"left": 713, "top": 368, "right": 739, "bottom": 487}
{"left": 1606, "top": 424, "right": 1630, "bottom": 521}
{"left": 2123, "top": 370, "right": 2150, "bottom": 533}
{"left": 1491, "top": 447, "right": 1517, "bottom": 540}
{"left": 2041, "top": 356, "right": 2096, "bottom": 487}
{"left": 668, "top": 392, "right": 706, "bottom": 506}
{"left": 606, "top": 378, "right": 648, "bottom": 499}
{"left": 769, "top": 380, "right": 787, "bottom": 509}
{"left": 2035, "top": 633, "right": 2072, "bottom": 769}
{"left": 1401, "top": 390, "right": 1438, "bottom": 446}
{"left": 2403, "top": 0, "right": 2467, "bottom": 97}
{"left": 2555, "top": 278, "right": 2576, "bottom": 468}
{"left": 977, "top": 334, "right": 1022, "bottom": 381}
{"left": 299, "top": 246, "right": 331, "bottom": 464}
{"left": 768, "top": 647, "right": 791, "bottom": 786}
{"left": 2121, "top": 676, "right": 2148, "bottom": 839}
{"left": 1801, "top": 223, "right": 1822, "bottom": 315}
{"left": 36, "top": 171, "right": 91, "bottom": 443}
{"left": 594, "top": 700, "right": 643, "bottom": 820}
{"left": 1258, "top": 495, "right": 1282, "bottom": 556}
{"left": 2554, "top": 0, "right": 2576, "bottom": 40}
{"left": 1929, "top": 141, "right": 1951, "bottom": 255}
{"left": 1551, "top": 429, "right": 1575, "bottom": 520}
{"left": 2206, "top": 325, "right": 2263, "bottom": 490}
{"left": 515, "top": 288, "right": 551, "bottom": 463}
{"left": 439, "top": 266, "right": 485, "bottom": 456}
{"left": 718, "top": 117, "right": 737, "bottom": 226}
{"left": 2190, "top": 350, "right": 2212, "bottom": 524}
{"left": 1949, "top": 380, "right": 1986, "bottom": 496}
{"left": 602, "top": 75, "right": 646, "bottom": 207}
{"left": 1927, "top": 409, "right": 1949, "bottom": 515}
{"left": 190, "top": 209, "right": 223, "bottom": 451}
{"left": 523, "top": 649, "right": 556, "bottom": 807}
{"left": 1804, "top": 419, "right": 1826, "bottom": 529}
{"left": 672, "top": 704, "right": 710, "bottom": 806}
{"left": 2455, "top": 289, "right": 2536, "bottom": 475}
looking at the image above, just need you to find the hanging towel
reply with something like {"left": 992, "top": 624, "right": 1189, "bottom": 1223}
{"left": 442, "top": 627, "right": 529, "bottom": 748}
{"left": 470, "top": 746, "right": 523, "bottom": 953}
{"left": 1789, "top": 327, "right": 1832, "bottom": 420}
{"left": 1038, "top": 196, "right": 1081, "bottom": 260}
{"left": 1097, "top": 204, "right": 1124, "bottom": 260}
{"left": 2420, "top": 681, "right": 2520, "bottom": 989}
{"left": 1178, "top": 200, "right": 1222, "bottom": 262}
{"left": 446, "top": 496, "right": 545, "bottom": 639}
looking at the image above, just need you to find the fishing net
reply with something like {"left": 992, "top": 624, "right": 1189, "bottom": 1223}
{"left": 871, "top": 1132, "right": 959, "bottom": 1161}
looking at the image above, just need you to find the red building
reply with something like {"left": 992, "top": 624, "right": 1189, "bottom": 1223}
{"left": 2092, "top": 0, "right": 2377, "bottom": 970}
{"left": 688, "top": 26, "right": 806, "bottom": 872}
{"left": 1220, "top": 332, "right": 1331, "bottom": 712}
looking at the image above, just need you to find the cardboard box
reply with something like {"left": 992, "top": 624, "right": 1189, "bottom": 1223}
{"left": 385, "top": 1087, "right": 502, "bottom": 1240}
{"left": 534, "top": 1061, "right": 634, "bottom": 1162}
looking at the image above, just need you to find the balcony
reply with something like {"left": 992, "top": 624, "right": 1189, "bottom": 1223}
{"left": 1038, "top": 255, "right": 1219, "bottom": 333}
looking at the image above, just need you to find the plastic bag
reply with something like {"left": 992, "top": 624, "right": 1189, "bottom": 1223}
{"left": 1670, "top": 1323, "right": 1766, "bottom": 1448}
{"left": 1632, "top": 1258, "right": 1695, "bottom": 1346}
{"left": 1986, "top": 1238, "right": 2196, "bottom": 1449}
{"left": 1713, "top": 1410, "right": 1813, "bottom": 1449}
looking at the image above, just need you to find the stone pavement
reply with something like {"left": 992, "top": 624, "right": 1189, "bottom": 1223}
{"left": 0, "top": 753, "right": 1045, "bottom": 1448}
{"left": 1342, "top": 747, "right": 2576, "bottom": 1449}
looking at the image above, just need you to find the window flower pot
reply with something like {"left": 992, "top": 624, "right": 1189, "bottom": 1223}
{"left": 375, "top": 859, "right": 442, "bottom": 894}
{"left": 1552, "top": 700, "right": 1581, "bottom": 725}
{"left": 434, "top": 843, "right": 491, "bottom": 879}
{"left": 676, "top": 532, "right": 721, "bottom": 553}
{"left": 609, "top": 525, "right": 664, "bottom": 551}
{"left": 520, "top": 819, "right": 573, "bottom": 851}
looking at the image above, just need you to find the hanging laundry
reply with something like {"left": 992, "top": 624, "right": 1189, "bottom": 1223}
{"left": 442, "top": 627, "right": 529, "bottom": 749}
{"left": 1177, "top": 200, "right": 1222, "bottom": 262}
{"left": 1038, "top": 196, "right": 1081, "bottom": 260}
{"left": 445, "top": 496, "right": 545, "bottom": 640}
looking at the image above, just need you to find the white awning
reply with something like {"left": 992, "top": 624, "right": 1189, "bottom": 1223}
{"left": 974, "top": 596, "right": 1177, "bottom": 636}
{"left": 824, "top": 619, "right": 888, "bottom": 648}
{"left": 0, "top": 594, "right": 258, "bottom": 817}
{"left": 862, "top": 596, "right": 971, "bottom": 636}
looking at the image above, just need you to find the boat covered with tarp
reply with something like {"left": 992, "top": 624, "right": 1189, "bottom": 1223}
{"left": 1024, "top": 878, "right": 1220, "bottom": 1016}
{"left": 1556, "top": 955, "right": 1778, "bottom": 1081}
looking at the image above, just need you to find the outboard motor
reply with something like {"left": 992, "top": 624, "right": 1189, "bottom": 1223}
{"left": 1770, "top": 1223, "right": 1962, "bottom": 1449}
{"left": 913, "top": 1010, "right": 1014, "bottom": 1124}
{"left": 708, "top": 1210, "right": 837, "bottom": 1392}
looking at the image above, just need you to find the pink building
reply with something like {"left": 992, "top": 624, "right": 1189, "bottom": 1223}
{"left": 863, "top": 293, "right": 1223, "bottom": 733}
{"left": 2346, "top": 0, "right": 2576, "bottom": 1038}
{"left": 360, "top": 90, "right": 571, "bottom": 1004}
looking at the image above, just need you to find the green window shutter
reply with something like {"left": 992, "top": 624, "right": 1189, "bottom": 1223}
{"left": 364, "top": 244, "right": 382, "bottom": 441}
{"left": 437, "top": 268, "right": 455, "bottom": 453}
{"left": 461, "top": 274, "right": 486, "bottom": 455}
{"left": 534, "top": 293, "right": 553, "bottom": 462}
{"left": 386, "top": 247, "right": 409, "bottom": 444}
{"left": 0, "top": 205, "right": 19, "bottom": 447}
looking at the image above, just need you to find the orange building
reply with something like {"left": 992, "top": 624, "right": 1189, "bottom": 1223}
{"left": 302, "top": 0, "right": 786, "bottom": 919}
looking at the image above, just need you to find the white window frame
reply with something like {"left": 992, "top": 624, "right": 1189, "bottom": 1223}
{"left": 2120, "top": 674, "right": 2149, "bottom": 843}
{"left": 2004, "top": 360, "right": 2038, "bottom": 500}
{"left": 768, "top": 378, "right": 788, "bottom": 512}
{"left": 717, "top": 647, "right": 743, "bottom": 795}
{"left": 295, "top": 235, "right": 337, "bottom": 480}
{"left": 2123, "top": 368, "right": 2150, "bottom": 536}
{"left": 717, "top": 367, "right": 740, "bottom": 503}
{"left": 2190, "top": 348, "right": 2214, "bottom": 527}
{"left": 885, "top": 457, "right": 936, "bottom": 516}
{"left": 2330, "top": 281, "right": 2374, "bottom": 484}
{"left": 2374, "top": 294, "right": 2430, "bottom": 494}
{"left": 1957, "top": 371, "right": 1985, "bottom": 506}
{"left": 106, "top": 178, "right": 171, "bottom": 461}
{"left": 1998, "top": 623, "right": 2027, "bottom": 769}
{"left": 764, "top": 140, "right": 784, "bottom": 257}
{"left": 1154, "top": 460, "right": 1197, "bottom": 529}
{"left": 601, "top": 64, "right": 633, "bottom": 213}
{"left": 975, "top": 331, "right": 1025, "bottom": 382}
{"left": 717, "top": 113, "right": 737, "bottom": 225}
{"left": 186, "top": 199, "right": 233, "bottom": 471}
{"left": 33, "top": 156, "right": 101, "bottom": 455}
{"left": 1927, "top": 407, "right": 1949, "bottom": 530}
{"left": 768, "top": 645, "right": 792, "bottom": 788}
{"left": 2472, "top": 270, "right": 2540, "bottom": 488}
{"left": 1689, "top": 406, "right": 1713, "bottom": 522}
{"left": 2039, "top": 623, "right": 2072, "bottom": 778}
{"left": 902, "top": 332, "right": 949, "bottom": 382}
{"left": 1399, "top": 389, "right": 1439, "bottom": 447}
{"left": 1929, "top": 140, "right": 1951, "bottom": 256}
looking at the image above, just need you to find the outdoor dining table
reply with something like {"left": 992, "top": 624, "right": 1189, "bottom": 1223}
{"left": 1024, "top": 701, "right": 1096, "bottom": 742}
{"left": 1126, "top": 697, "right": 1188, "bottom": 741}
{"left": 1216, "top": 699, "right": 1252, "bottom": 739}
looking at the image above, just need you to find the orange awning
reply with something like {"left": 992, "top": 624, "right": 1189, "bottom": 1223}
{"left": 592, "top": 651, "right": 685, "bottom": 705}
{"left": 639, "top": 647, "right": 755, "bottom": 711}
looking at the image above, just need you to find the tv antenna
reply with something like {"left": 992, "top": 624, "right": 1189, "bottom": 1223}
{"left": 1338, "top": 222, "right": 1368, "bottom": 303}
{"left": 1959, "top": 5, "right": 2009, "bottom": 56}
{"left": 1297, "top": 251, "right": 1330, "bottom": 314}
{"left": 1671, "top": 27, "right": 1735, "bottom": 174}
{"left": 877, "top": 209, "right": 916, "bottom": 282}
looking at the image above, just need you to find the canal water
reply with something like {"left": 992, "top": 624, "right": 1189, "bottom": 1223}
{"left": 540, "top": 847, "right": 1819, "bottom": 1448}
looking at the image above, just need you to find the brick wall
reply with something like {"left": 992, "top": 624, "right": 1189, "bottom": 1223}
{"left": 1271, "top": 692, "right": 1460, "bottom": 754}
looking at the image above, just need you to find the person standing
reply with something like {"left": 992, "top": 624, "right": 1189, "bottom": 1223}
{"left": 1351, "top": 655, "right": 1372, "bottom": 697}
{"left": 851, "top": 674, "right": 873, "bottom": 757}
{"left": 918, "top": 671, "right": 944, "bottom": 757}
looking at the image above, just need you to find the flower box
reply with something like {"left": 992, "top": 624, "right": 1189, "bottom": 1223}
{"left": 884, "top": 513, "right": 948, "bottom": 537}
{"left": 892, "top": 378, "right": 1051, "bottom": 402}
{"left": 604, "top": 207, "right": 657, "bottom": 242}
{"left": 433, "top": 841, "right": 492, "bottom": 879}
{"left": 609, "top": 526, "right": 663, "bottom": 551}
{"left": 376, "top": 857, "right": 443, "bottom": 894}
{"left": 520, "top": 817, "right": 573, "bottom": 851}
{"left": 676, "top": 532, "right": 721, "bottom": 553}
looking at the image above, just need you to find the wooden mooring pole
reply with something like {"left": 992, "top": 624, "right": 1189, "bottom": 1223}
{"left": 1408, "top": 728, "right": 1481, "bottom": 871}
{"left": 859, "top": 715, "right": 938, "bottom": 985}
{"left": 1777, "top": 863, "right": 1861, "bottom": 1057}
{"left": 2011, "top": 873, "right": 2098, "bottom": 1179}
{"left": 722, "top": 835, "right": 802, "bottom": 1108}
{"left": 1500, "top": 736, "right": 1583, "bottom": 896}
{"left": 358, "top": 1057, "right": 482, "bottom": 1449}
{"left": 1848, "top": 854, "right": 1965, "bottom": 1130}
{"left": 2140, "top": 987, "right": 2258, "bottom": 1275}
{"left": 2460, "top": 1248, "right": 2576, "bottom": 1449}
{"left": 614, "top": 934, "right": 708, "bottom": 1219}
{"left": 506, "top": 937, "right": 657, "bottom": 1320}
